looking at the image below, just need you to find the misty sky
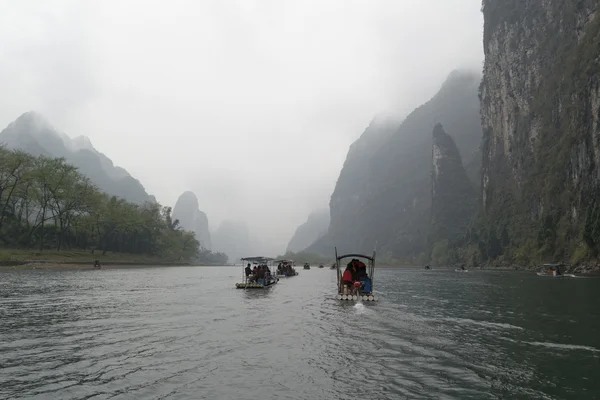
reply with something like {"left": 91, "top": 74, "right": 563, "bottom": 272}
{"left": 0, "top": 0, "right": 483, "bottom": 253}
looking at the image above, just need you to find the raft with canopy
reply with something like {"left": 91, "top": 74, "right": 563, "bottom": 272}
{"left": 235, "top": 257, "right": 279, "bottom": 289}
{"left": 536, "top": 263, "right": 564, "bottom": 277}
{"left": 274, "top": 259, "right": 299, "bottom": 277}
{"left": 334, "top": 247, "right": 378, "bottom": 301}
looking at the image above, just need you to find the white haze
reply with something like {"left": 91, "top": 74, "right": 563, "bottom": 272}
{"left": 0, "top": 0, "right": 483, "bottom": 255}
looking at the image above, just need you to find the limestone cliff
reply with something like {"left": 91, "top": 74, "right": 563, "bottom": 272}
{"left": 430, "top": 124, "right": 476, "bottom": 244}
{"left": 310, "top": 70, "right": 482, "bottom": 260}
{"left": 172, "top": 191, "right": 211, "bottom": 250}
{"left": 286, "top": 209, "right": 330, "bottom": 253}
{"left": 479, "top": 0, "right": 600, "bottom": 263}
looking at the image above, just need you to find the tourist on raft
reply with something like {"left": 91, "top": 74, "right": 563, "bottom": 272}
{"left": 342, "top": 263, "right": 359, "bottom": 295}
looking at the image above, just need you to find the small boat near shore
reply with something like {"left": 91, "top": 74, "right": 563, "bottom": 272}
{"left": 537, "top": 263, "right": 566, "bottom": 278}
{"left": 235, "top": 257, "right": 278, "bottom": 289}
{"left": 334, "top": 248, "right": 378, "bottom": 301}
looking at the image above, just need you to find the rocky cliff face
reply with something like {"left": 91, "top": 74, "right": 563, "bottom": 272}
{"left": 172, "top": 191, "right": 211, "bottom": 250}
{"left": 430, "top": 124, "right": 476, "bottom": 244}
{"left": 479, "top": 0, "right": 600, "bottom": 262}
{"left": 310, "top": 70, "right": 482, "bottom": 260}
{"left": 286, "top": 209, "right": 330, "bottom": 253}
{"left": 0, "top": 112, "right": 155, "bottom": 205}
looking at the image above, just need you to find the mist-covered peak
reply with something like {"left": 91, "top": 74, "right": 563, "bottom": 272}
{"left": 437, "top": 69, "right": 481, "bottom": 97}
{"left": 70, "top": 135, "right": 95, "bottom": 152}
{"left": 174, "top": 191, "right": 200, "bottom": 210}
{"left": 13, "top": 111, "right": 52, "bottom": 130}
{"left": 286, "top": 208, "right": 330, "bottom": 253}
{"left": 172, "top": 191, "right": 211, "bottom": 249}
{"left": 0, "top": 112, "right": 155, "bottom": 205}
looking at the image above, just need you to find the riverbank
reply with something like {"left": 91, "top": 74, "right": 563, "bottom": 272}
{"left": 468, "top": 261, "right": 600, "bottom": 276}
{"left": 0, "top": 249, "right": 219, "bottom": 269}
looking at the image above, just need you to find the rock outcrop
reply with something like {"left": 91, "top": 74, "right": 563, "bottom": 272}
{"left": 430, "top": 123, "right": 476, "bottom": 244}
{"left": 0, "top": 112, "right": 155, "bottom": 205}
{"left": 478, "top": 0, "right": 600, "bottom": 262}
{"left": 286, "top": 209, "right": 330, "bottom": 253}
{"left": 172, "top": 191, "right": 211, "bottom": 250}
{"left": 310, "top": 70, "right": 482, "bottom": 260}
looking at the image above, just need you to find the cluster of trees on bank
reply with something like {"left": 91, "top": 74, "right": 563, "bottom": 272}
{"left": 0, "top": 147, "right": 227, "bottom": 264}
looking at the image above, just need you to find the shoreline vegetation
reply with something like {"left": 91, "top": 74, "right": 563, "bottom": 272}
{"left": 0, "top": 147, "right": 227, "bottom": 266}
{"left": 0, "top": 249, "right": 227, "bottom": 269}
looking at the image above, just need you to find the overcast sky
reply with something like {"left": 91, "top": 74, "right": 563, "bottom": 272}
{"left": 0, "top": 0, "right": 483, "bottom": 253}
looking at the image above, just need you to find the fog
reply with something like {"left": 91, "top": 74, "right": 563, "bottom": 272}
{"left": 0, "top": 0, "right": 483, "bottom": 254}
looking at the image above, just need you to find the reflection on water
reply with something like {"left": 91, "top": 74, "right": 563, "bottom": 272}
{"left": 1, "top": 267, "right": 599, "bottom": 399}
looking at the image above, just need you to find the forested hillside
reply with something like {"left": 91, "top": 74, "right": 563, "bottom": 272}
{"left": 0, "top": 112, "right": 155, "bottom": 205}
{"left": 0, "top": 147, "right": 226, "bottom": 264}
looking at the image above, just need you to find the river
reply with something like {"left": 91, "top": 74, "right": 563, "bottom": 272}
{"left": 0, "top": 266, "right": 599, "bottom": 399}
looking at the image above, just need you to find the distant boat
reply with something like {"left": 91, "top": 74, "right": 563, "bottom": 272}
{"left": 318, "top": 264, "right": 324, "bottom": 269}
{"left": 275, "top": 259, "right": 298, "bottom": 277}
{"left": 303, "top": 263, "right": 310, "bottom": 270}
{"left": 537, "top": 263, "right": 565, "bottom": 278}
{"left": 455, "top": 267, "right": 468, "bottom": 272}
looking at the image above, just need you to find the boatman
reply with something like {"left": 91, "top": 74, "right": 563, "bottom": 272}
{"left": 356, "top": 259, "right": 367, "bottom": 279}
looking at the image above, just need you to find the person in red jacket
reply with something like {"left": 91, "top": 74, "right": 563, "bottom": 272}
{"left": 341, "top": 264, "right": 355, "bottom": 294}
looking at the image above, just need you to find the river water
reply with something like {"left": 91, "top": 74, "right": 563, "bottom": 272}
{"left": 0, "top": 266, "right": 599, "bottom": 400}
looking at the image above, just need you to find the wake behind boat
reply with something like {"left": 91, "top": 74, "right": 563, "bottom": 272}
{"left": 236, "top": 257, "right": 279, "bottom": 289}
{"left": 334, "top": 247, "right": 378, "bottom": 301}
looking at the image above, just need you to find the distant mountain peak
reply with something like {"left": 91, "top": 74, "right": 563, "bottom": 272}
{"left": 0, "top": 112, "right": 155, "bottom": 205}
{"left": 172, "top": 191, "right": 211, "bottom": 250}
{"left": 438, "top": 69, "right": 481, "bottom": 95}
{"left": 70, "top": 135, "right": 95, "bottom": 152}
{"left": 286, "top": 208, "right": 330, "bottom": 253}
{"left": 14, "top": 111, "right": 50, "bottom": 127}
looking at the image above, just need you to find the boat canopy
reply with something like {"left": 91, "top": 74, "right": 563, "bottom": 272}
{"left": 543, "top": 263, "right": 563, "bottom": 267}
{"left": 274, "top": 259, "right": 294, "bottom": 264}
{"left": 241, "top": 256, "right": 274, "bottom": 263}
{"left": 336, "top": 253, "right": 374, "bottom": 262}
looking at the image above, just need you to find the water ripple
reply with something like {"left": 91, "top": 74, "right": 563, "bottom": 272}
{"left": 1, "top": 267, "right": 599, "bottom": 399}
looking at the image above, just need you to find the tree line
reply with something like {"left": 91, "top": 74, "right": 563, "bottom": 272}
{"left": 0, "top": 147, "right": 227, "bottom": 264}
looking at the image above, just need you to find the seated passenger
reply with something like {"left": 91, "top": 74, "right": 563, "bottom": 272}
{"left": 342, "top": 265, "right": 355, "bottom": 295}
{"left": 356, "top": 260, "right": 367, "bottom": 279}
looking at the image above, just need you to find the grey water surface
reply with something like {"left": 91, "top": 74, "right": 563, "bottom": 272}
{"left": 1, "top": 267, "right": 599, "bottom": 400}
